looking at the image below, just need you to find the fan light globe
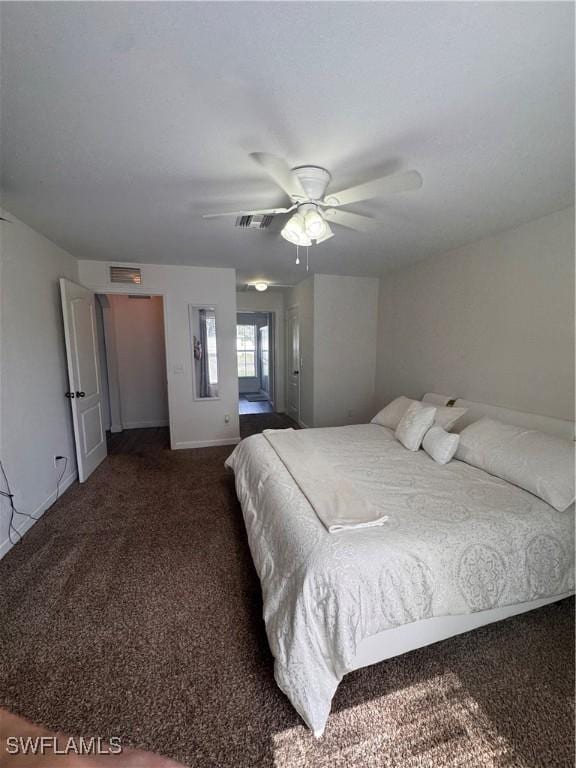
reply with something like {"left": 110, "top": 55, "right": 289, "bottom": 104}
{"left": 254, "top": 282, "right": 268, "bottom": 292}
{"left": 315, "top": 222, "right": 334, "bottom": 244}
{"left": 281, "top": 214, "right": 312, "bottom": 247}
{"left": 282, "top": 213, "right": 305, "bottom": 239}
{"left": 304, "top": 209, "right": 327, "bottom": 239}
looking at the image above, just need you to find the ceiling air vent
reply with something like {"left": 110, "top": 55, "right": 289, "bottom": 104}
{"left": 109, "top": 266, "right": 142, "bottom": 285}
{"left": 235, "top": 215, "right": 273, "bottom": 230}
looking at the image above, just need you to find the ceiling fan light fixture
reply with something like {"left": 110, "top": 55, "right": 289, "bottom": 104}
{"left": 204, "top": 155, "right": 422, "bottom": 254}
{"left": 254, "top": 281, "right": 268, "bottom": 292}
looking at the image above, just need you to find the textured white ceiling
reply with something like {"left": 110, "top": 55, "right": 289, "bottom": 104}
{"left": 1, "top": 2, "right": 573, "bottom": 285}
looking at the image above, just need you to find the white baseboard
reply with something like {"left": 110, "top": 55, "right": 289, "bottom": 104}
{"left": 110, "top": 423, "right": 123, "bottom": 433}
{"left": 0, "top": 471, "right": 77, "bottom": 561}
{"left": 174, "top": 437, "right": 241, "bottom": 450}
{"left": 121, "top": 420, "right": 169, "bottom": 429}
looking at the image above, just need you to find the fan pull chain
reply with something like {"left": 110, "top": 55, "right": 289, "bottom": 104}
{"left": 295, "top": 245, "right": 300, "bottom": 265}
{"left": 306, "top": 247, "right": 310, "bottom": 272}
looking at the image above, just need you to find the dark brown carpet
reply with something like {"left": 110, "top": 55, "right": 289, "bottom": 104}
{"left": 239, "top": 412, "right": 299, "bottom": 439}
{"left": 0, "top": 422, "right": 573, "bottom": 768}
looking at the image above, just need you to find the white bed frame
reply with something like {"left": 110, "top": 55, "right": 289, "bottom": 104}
{"left": 350, "top": 394, "right": 575, "bottom": 673}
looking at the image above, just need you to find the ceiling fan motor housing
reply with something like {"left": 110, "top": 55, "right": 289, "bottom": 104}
{"left": 291, "top": 165, "right": 331, "bottom": 201}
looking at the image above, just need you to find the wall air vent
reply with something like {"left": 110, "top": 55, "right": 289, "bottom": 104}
{"left": 109, "top": 266, "right": 142, "bottom": 285}
{"left": 235, "top": 215, "right": 273, "bottom": 230}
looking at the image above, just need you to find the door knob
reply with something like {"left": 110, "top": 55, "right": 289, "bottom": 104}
{"left": 293, "top": 370, "right": 299, "bottom": 375}
{"left": 76, "top": 391, "right": 86, "bottom": 398}
{"left": 65, "top": 392, "right": 75, "bottom": 398}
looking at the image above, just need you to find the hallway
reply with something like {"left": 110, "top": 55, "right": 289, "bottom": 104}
{"left": 238, "top": 395, "right": 273, "bottom": 415}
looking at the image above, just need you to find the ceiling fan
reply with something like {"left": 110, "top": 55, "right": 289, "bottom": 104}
{"left": 203, "top": 153, "right": 422, "bottom": 246}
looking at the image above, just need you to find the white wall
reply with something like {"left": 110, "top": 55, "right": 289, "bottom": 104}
{"left": 78, "top": 260, "right": 240, "bottom": 448}
{"left": 286, "top": 274, "right": 379, "bottom": 428}
{"left": 236, "top": 289, "right": 286, "bottom": 411}
{"left": 105, "top": 295, "right": 169, "bottom": 429}
{"left": 287, "top": 276, "right": 315, "bottom": 427}
{"left": 313, "top": 274, "right": 379, "bottom": 427}
{"left": 0, "top": 210, "right": 78, "bottom": 558}
{"left": 376, "top": 207, "right": 575, "bottom": 421}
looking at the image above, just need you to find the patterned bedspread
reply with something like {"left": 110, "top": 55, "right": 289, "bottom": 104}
{"left": 225, "top": 424, "right": 575, "bottom": 735}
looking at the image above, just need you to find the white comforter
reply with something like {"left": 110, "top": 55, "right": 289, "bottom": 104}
{"left": 225, "top": 424, "right": 575, "bottom": 736}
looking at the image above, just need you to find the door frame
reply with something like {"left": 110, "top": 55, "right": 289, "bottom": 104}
{"left": 285, "top": 304, "right": 300, "bottom": 424}
{"left": 79, "top": 285, "right": 173, "bottom": 448}
{"left": 258, "top": 320, "right": 272, "bottom": 398}
{"left": 258, "top": 312, "right": 275, "bottom": 405}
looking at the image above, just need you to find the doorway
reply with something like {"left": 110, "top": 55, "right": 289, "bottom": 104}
{"left": 95, "top": 293, "right": 170, "bottom": 449}
{"left": 236, "top": 311, "right": 275, "bottom": 415}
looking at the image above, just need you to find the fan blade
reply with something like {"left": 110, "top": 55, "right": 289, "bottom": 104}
{"left": 322, "top": 209, "right": 380, "bottom": 233}
{"left": 323, "top": 170, "right": 422, "bottom": 207}
{"left": 203, "top": 205, "right": 295, "bottom": 220}
{"left": 250, "top": 153, "right": 307, "bottom": 201}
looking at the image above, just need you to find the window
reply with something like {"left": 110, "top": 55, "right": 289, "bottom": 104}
{"left": 205, "top": 312, "right": 218, "bottom": 386}
{"left": 237, "top": 324, "right": 256, "bottom": 377}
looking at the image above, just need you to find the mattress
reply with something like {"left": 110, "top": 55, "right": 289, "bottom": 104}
{"left": 225, "top": 424, "right": 575, "bottom": 735}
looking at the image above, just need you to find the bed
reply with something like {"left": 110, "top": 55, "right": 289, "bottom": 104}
{"left": 225, "top": 396, "right": 575, "bottom": 736}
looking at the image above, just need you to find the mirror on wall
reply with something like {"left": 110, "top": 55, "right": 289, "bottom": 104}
{"left": 189, "top": 305, "right": 219, "bottom": 399}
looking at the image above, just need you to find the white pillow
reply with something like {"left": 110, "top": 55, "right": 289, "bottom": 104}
{"left": 456, "top": 418, "right": 575, "bottom": 512}
{"left": 434, "top": 405, "right": 468, "bottom": 432}
{"left": 372, "top": 396, "right": 467, "bottom": 432}
{"left": 395, "top": 402, "right": 437, "bottom": 451}
{"left": 422, "top": 426, "right": 460, "bottom": 465}
{"left": 371, "top": 396, "right": 414, "bottom": 430}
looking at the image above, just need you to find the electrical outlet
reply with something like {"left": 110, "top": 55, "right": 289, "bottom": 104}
{"left": 224, "top": 414, "right": 230, "bottom": 423}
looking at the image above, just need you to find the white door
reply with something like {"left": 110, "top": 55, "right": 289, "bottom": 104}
{"left": 60, "top": 278, "right": 107, "bottom": 482}
{"left": 286, "top": 306, "right": 300, "bottom": 422}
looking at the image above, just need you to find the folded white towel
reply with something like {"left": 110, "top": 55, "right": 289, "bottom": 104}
{"left": 263, "top": 428, "right": 389, "bottom": 533}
